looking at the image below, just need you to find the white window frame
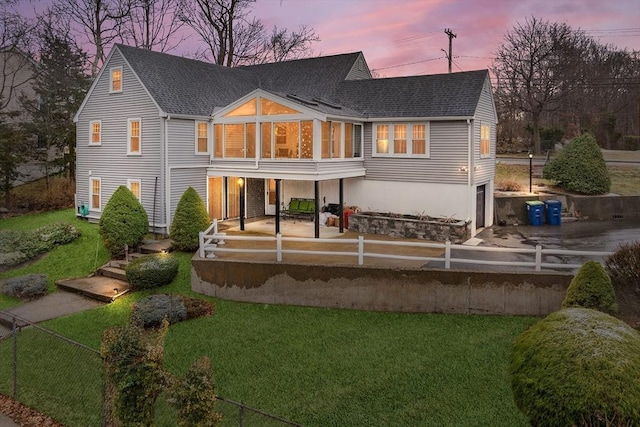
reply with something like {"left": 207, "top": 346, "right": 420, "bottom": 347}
{"left": 109, "top": 66, "right": 122, "bottom": 93}
{"left": 195, "top": 121, "right": 210, "bottom": 155}
{"left": 89, "top": 120, "right": 102, "bottom": 146}
{"left": 89, "top": 177, "right": 101, "bottom": 211}
{"left": 480, "top": 123, "right": 491, "bottom": 159}
{"left": 128, "top": 118, "right": 141, "bottom": 155}
{"left": 373, "top": 123, "right": 430, "bottom": 158}
{"left": 127, "top": 179, "right": 141, "bottom": 201}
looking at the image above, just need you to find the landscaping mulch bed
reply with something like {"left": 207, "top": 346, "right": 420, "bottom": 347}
{"left": 0, "top": 394, "right": 64, "bottom": 427}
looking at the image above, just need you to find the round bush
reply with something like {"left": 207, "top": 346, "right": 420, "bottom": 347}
{"left": 510, "top": 308, "right": 640, "bottom": 426}
{"left": 543, "top": 133, "right": 610, "bottom": 195}
{"left": 100, "top": 186, "right": 149, "bottom": 258}
{"left": 132, "top": 294, "right": 187, "bottom": 328}
{"left": 170, "top": 187, "right": 210, "bottom": 252}
{"left": 562, "top": 260, "right": 617, "bottom": 314}
{"left": 125, "top": 253, "right": 179, "bottom": 290}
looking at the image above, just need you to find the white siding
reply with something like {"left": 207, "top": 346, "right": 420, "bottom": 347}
{"left": 76, "top": 49, "right": 166, "bottom": 228}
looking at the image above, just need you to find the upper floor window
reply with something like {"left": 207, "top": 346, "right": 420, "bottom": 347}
{"left": 128, "top": 118, "right": 141, "bottom": 155}
{"left": 214, "top": 123, "right": 256, "bottom": 159}
{"left": 480, "top": 124, "right": 490, "bottom": 158}
{"left": 89, "top": 120, "right": 101, "bottom": 145}
{"left": 110, "top": 67, "right": 122, "bottom": 93}
{"left": 127, "top": 179, "right": 141, "bottom": 200}
{"left": 90, "top": 177, "right": 101, "bottom": 211}
{"left": 196, "top": 122, "right": 209, "bottom": 154}
{"left": 374, "top": 123, "right": 429, "bottom": 157}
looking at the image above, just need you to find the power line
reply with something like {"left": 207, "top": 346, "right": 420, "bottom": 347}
{"left": 373, "top": 56, "right": 444, "bottom": 71}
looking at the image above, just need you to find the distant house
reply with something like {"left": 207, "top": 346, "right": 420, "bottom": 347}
{"left": 74, "top": 44, "right": 496, "bottom": 237}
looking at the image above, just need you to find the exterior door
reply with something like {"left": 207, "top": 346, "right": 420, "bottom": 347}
{"left": 227, "top": 176, "right": 241, "bottom": 219}
{"left": 265, "top": 179, "right": 276, "bottom": 215}
{"left": 207, "top": 177, "right": 223, "bottom": 221}
{"left": 476, "top": 185, "right": 486, "bottom": 228}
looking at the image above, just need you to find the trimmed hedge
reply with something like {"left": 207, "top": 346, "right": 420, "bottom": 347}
{"left": 125, "top": 253, "right": 179, "bottom": 291}
{"left": 170, "top": 187, "right": 210, "bottom": 252}
{"left": 0, "top": 274, "right": 48, "bottom": 299}
{"left": 543, "top": 133, "right": 610, "bottom": 194}
{"left": 510, "top": 307, "right": 640, "bottom": 426}
{"left": 99, "top": 186, "right": 149, "bottom": 258}
{"left": 562, "top": 260, "right": 617, "bottom": 314}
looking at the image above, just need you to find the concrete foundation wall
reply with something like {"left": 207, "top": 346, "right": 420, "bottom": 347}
{"left": 192, "top": 258, "right": 572, "bottom": 316}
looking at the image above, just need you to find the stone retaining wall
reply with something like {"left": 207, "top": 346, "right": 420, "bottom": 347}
{"left": 348, "top": 213, "right": 471, "bottom": 244}
{"left": 192, "top": 257, "right": 572, "bottom": 316}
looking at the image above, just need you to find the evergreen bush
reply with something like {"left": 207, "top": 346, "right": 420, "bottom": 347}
{"left": 543, "top": 132, "right": 610, "bottom": 194}
{"left": 170, "top": 187, "right": 210, "bottom": 251}
{"left": 0, "top": 274, "right": 48, "bottom": 299}
{"left": 99, "top": 185, "right": 148, "bottom": 258}
{"left": 132, "top": 294, "right": 188, "bottom": 328}
{"left": 510, "top": 307, "right": 640, "bottom": 426}
{"left": 125, "top": 253, "right": 179, "bottom": 291}
{"left": 562, "top": 260, "right": 617, "bottom": 314}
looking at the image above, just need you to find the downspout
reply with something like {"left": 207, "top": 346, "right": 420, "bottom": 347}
{"left": 164, "top": 116, "right": 170, "bottom": 236}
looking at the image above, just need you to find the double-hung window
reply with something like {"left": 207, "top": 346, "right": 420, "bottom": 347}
{"left": 110, "top": 67, "right": 122, "bottom": 93}
{"left": 89, "top": 120, "right": 101, "bottom": 145}
{"left": 90, "top": 177, "right": 101, "bottom": 211}
{"left": 196, "top": 122, "right": 209, "bottom": 154}
{"left": 127, "top": 179, "right": 141, "bottom": 200}
{"left": 128, "top": 118, "right": 141, "bottom": 155}
{"left": 374, "top": 123, "right": 429, "bottom": 157}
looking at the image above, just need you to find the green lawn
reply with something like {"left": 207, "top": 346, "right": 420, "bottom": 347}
{"left": 0, "top": 209, "right": 535, "bottom": 426}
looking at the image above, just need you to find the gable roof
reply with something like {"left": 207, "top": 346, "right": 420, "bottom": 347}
{"left": 334, "top": 70, "right": 489, "bottom": 118}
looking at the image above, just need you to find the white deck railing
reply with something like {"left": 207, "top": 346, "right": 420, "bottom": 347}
{"left": 198, "top": 225, "right": 612, "bottom": 272}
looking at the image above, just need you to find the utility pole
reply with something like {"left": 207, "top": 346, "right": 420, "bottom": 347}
{"left": 444, "top": 28, "right": 456, "bottom": 73}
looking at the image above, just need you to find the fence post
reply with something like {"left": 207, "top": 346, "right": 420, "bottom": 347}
{"left": 535, "top": 245, "right": 542, "bottom": 271}
{"left": 199, "top": 231, "right": 204, "bottom": 258}
{"left": 12, "top": 316, "right": 17, "bottom": 399}
{"left": 277, "top": 233, "right": 282, "bottom": 262}
{"left": 239, "top": 404, "right": 244, "bottom": 427}
{"left": 358, "top": 236, "right": 364, "bottom": 265}
{"left": 445, "top": 240, "right": 451, "bottom": 269}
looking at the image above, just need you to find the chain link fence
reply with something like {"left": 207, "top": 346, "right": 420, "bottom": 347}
{"left": 0, "top": 311, "right": 301, "bottom": 427}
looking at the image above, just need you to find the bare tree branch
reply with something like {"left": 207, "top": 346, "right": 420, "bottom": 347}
{"left": 118, "top": 0, "right": 187, "bottom": 52}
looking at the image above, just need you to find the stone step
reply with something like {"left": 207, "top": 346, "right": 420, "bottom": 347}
{"left": 99, "top": 266, "right": 127, "bottom": 281}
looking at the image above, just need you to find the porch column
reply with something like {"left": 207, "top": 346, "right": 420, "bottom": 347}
{"left": 239, "top": 178, "right": 245, "bottom": 231}
{"left": 339, "top": 178, "right": 344, "bottom": 233}
{"left": 314, "top": 180, "right": 320, "bottom": 238}
{"left": 275, "top": 179, "right": 281, "bottom": 234}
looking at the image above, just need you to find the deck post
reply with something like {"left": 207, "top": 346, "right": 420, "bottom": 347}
{"left": 276, "top": 233, "right": 282, "bottom": 262}
{"left": 535, "top": 245, "right": 542, "bottom": 271}
{"left": 339, "top": 178, "right": 344, "bottom": 233}
{"left": 314, "top": 180, "right": 320, "bottom": 238}
{"left": 275, "top": 179, "right": 281, "bottom": 235}
{"left": 445, "top": 240, "right": 451, "bottom": 269}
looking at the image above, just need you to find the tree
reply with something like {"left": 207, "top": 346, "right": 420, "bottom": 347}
{"left": 0, "top": 117, "right": 28, "bottom": 206}
{"left": 180, "top": 0, "right": 318, "bottom": 66}
{"left": 493, "top": 17, "right": 582, "bottom": 154}
{"left": 99, "top": 185, "right": 148, "bottom": 257}
{"left": 118, "top": 0, "right": 186, "bottom": 52}
{"left": 21, "top": 14, "right": 89, "bottom": 187}
{"left": 52, "top": 0, "right": 131, "bottom": 76}
{"left": 170, "top": 186, "right": 210, "bottom": 251}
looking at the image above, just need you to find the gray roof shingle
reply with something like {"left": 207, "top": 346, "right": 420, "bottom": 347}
{"left": 116, "top": 44, "right": 487, "bottom": 119}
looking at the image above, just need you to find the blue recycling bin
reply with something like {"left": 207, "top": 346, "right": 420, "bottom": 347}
{"left": 525, "top": 201, "right": 544, "bottom": 226}
{"left": 545, "top": 200, "right": 562, "bottom": 226}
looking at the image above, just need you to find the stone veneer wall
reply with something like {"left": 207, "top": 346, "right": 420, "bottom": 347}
{"left": 348, "top": 213, "right": 471, "bottom": 244}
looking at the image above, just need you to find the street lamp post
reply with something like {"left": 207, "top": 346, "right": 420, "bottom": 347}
{"left": 238, "top": 178, "right": 245, "bottom": 231}
{"left": 528, "top": 152, "right": 533, "bottom": 193}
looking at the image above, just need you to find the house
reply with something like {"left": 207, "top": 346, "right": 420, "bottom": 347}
{"left": 74, "top": 44, "right": 496, "bottom": 238}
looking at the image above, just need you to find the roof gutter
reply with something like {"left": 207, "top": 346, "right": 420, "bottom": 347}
{"left": 368, "top": 116, "right": 474, "bottom": 122}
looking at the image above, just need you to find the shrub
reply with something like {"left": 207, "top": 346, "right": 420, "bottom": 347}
{"left": 125, "top": 253, "right": 179, "bottom": 290}
{"left": 510, "top": 307, "right": 640, "bottom": 426}
{"left": 167, "top": 357, "right": 222, "bottom": 427}
{"left": 0, "top": 274, "right": 48, "bottom": 299}
{"left": 495, "top": 180, "right": 521, "bottom": 192}
{"left": 32, "top": 222, "right": 81, "bottom": 246}
{"left": 181, "top": 296, "right": 215, "bottom": 320}
{"left": 99, "top": 185, "right": 148, "bottom": 258}
{"left": 543, "top": 132, "right": 610, "bottom": 194}
{"left": 170, "top": 187, "right": 210, "bottom": 252}
{"left": 101, "top": 320, "right": 168, "bottom": 426}
{"left": 606, "top": 241, "right": 640, "bottom": 323}
{"left": 132, "top": 294, "right": 188, "bottom": 328}
{"left": 0, "top": 223, "right": 80, "bottom": 268}
{"left": 562, "top": 261, "right": 617, "bottom": 314}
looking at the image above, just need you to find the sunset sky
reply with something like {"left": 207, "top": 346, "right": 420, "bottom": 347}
{"left": 17, "top": 0, "right": 640, "bottom": 77}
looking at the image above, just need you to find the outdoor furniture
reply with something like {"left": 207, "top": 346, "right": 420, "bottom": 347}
{"left": 282, "top": 198, "right": 316, "bottom": 220}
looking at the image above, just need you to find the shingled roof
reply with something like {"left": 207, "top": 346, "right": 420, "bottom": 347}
{"left": 334, "top": 70, "right": 489, "bottom": 118}
{"left": 115, "top": 44, "right": 488, "bottom": 119}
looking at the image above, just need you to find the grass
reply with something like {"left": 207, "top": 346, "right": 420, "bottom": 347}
{"left": 495, "top": 163, "right": 640, "bottom": 196}
{"left": 0, "top": 209, "right": 536, "bottom": 426}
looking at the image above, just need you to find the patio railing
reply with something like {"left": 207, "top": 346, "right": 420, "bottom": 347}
{"left": 198, "top": 222, "right": 613, "bottom": 272}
